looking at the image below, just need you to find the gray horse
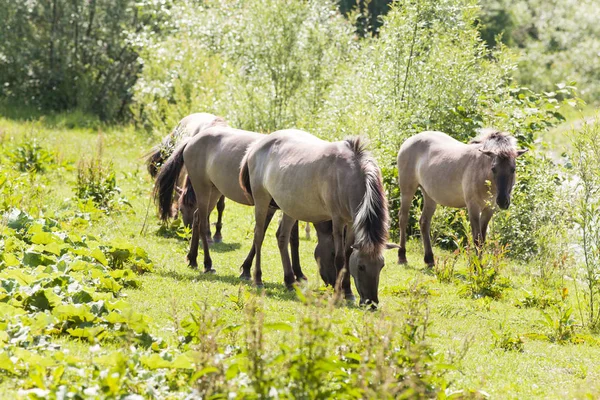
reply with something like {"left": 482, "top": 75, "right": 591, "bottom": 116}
{"left": 145, "top": 113, "right": 226, "bottom": 242}
{"left": 240, "top": 129, "right": 398, "bottom": 306}
{"left": 154, "top": 125, "right": 337, "bottom": 286}
{"left": 397, "top": 129, "right": 527, "bottom": 266}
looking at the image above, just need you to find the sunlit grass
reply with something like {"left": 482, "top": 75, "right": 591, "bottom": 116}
{"left": 1, "top": 116, "right": 600, "bottom": 398}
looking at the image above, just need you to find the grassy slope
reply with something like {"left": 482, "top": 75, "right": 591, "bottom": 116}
{"left": 1, "top": 116, "right": 600, "bottom": 398}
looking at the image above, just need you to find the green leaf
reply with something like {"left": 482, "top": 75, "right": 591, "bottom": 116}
{"left": 264, "top": 322, "right": 293, "bottom": 332}
{"left": 190, "top": 366, "right": 219, "bottom": 381}
{"left": 0, "top": 352, "right": 17, "bottom": 374}
{"left": 30, "top": 232, "right": 55, "bottom": 245}
{"left": 141, "top": 353, "right": 172, "bottom": 370}
{"left": 171, "top": 354, "right": 194, "bottom": 369}
{"left": 91, "top": 249, "right": 108, "bottom": 266}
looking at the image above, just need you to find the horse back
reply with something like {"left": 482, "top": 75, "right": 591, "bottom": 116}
{"left": 397, "top": 131, "right": 477, "bottom": 208}
{"left": 248, "top": 130, "right": 356, "bottom": 223}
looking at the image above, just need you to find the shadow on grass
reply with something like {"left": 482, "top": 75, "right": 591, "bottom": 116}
{"left": 154, "top": 226, "right": 244, "bottom": 253}
{"left": 155, "top": 268, "right": 300, "bottom": 300}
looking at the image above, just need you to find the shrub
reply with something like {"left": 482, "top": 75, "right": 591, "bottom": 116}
{"left": 6, "top": 139, "right": 55, "bottom": 173}
{"left": 568, "top": 119, "right": 600, "bottom": 329}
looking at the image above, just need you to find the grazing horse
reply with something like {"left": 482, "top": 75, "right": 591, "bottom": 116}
{"left": 240, "top": 130, "right": 398, "bottom": 306}
{"left": 145, "top": 113, "right": 226, "bottom": 242}
{"left": 397, "top": 129, "right": 527, "bottom": 266}
{"left": 154, "top": 125, "right": 337, "bottom": 286}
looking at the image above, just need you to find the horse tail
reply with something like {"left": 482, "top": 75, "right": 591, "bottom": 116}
{"left": 154, "top": 138, "right": 189, "bottom": 221}
{"left": 347, "top": 137, "right": 389, "bottom": 256}
{"left": 239, "top": 152, "right": 253, "bottom": 202}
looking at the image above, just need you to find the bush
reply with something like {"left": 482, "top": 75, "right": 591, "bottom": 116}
{"left": 568, "top": 119, "right": 600, "bottom": 329}
{"left": 6, "top": 139, "right": 55, "bottom": 173}
{"left": 0, "top": 0, "right": 170, "bottom": 120}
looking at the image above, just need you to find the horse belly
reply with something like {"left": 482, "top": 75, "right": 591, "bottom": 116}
{"left": 265, "top": 170, "right": 330, "bottom": 223}
{"left": 418, "top": 171, "right": 467, "bottom": 209}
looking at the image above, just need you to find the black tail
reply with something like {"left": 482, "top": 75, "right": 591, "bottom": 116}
{"left": 239, "top": 154, "right": 253, "bottom": 203}
{"left": 154, "top": 139, "right": 189, "bottom": 221}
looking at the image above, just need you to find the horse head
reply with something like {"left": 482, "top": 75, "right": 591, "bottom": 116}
{"left": 480, "top": 149, "right": 528, "bottom": 209}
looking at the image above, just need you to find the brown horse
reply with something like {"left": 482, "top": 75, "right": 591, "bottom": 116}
{"left": 145, "top": 113, "right": 226, "bottom": 242}
{"left": 240, "top": 129, "right": 398, "bottom": 306}
{"left": 154, "top": 125, "right": 337, "bottom": 285}
{"left": 397, "top": 129, "right": 527, "bottom": 266}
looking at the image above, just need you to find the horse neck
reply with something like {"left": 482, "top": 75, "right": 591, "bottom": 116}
{"left": 473, "top": 150, "right": 497, "bottom": 195}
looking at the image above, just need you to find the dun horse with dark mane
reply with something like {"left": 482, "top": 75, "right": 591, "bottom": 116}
{"left": 397, "top": 129, "right": 527, "bottom": 266}
{"left": 153, "top": 120, "right": 337, "bottom": 286}
{"left": 240, "top": 130, "right": 398, "bottom": 306}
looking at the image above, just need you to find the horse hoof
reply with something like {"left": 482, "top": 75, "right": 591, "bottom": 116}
{"left": 296, "top": 275, "right": 308, "bottom": 282}
{"left": 344, "top": 292, "right": 356, "bottom": 302}
{"left": 285, "top": 283, "right": 296, "bottom": 291}
{"left": 204, "top": 268, "right": 216, "bottom": 274}
{"left": 239, "top": 273, "right": 251, "bottom": 281}
{"left": 213, "top": 236, "right": 222, "bottom": 243}
{"left": 398, "top": 258, "right": 407, "bottom": 265}
{"left": 255, "top": 282, "right": 264, "bottom": 289}
{"left": 188, "top": 260, "right": 198, "bottom": 269}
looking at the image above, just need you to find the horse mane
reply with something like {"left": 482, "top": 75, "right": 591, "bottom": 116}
{"left": 346, "top": 137, "right": 389, "bottom": 256}
{"left": 469, "top": 128, "right": 518, "bottom": 158}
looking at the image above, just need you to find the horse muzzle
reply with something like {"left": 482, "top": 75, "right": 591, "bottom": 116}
{"left": 496, "top": 198, "right": 510, "bottom": 210}
{"left": 359, "top": 298, "right": 379, "bottom": 310}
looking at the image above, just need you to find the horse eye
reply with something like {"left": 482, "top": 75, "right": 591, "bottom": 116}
{"left": 511, "top": 168, "right": 516, "bottom": 173}
{"left": 491, "top": 167, "right": 497, "bottom": 173}
{"left": 358, "top": 265, "right": 365, "bottom": 272}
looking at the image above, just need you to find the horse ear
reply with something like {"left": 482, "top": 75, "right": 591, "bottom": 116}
{"left": 385, "top": 243, "right": 400, "bottom": 250}
{"left": 478, "top": 148, "right": 495, "bottom": 157}
{"left": 516, "top": 149, "right": 528, "bottom": 157}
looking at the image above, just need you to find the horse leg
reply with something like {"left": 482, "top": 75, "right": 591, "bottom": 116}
{"left": 239, "top": 208, "right": 276, "bottom": 280}
{"left": 332, "top": 219, "right": 354, "bottom": 301}
{"left": 251, "top": 193, "right": 273, "bottom": 288}
{"left": 206, "top": 213, "right": 213, "bottom": 245}
{"left": 314, "top": 221, "right": 336, "bottom": 287}
{"left": 420, "top": 191, "right": 437, "bottom": 267}
{"left": 289, "top": 220, "right": 307, "bottom": 281}
{"left": 467, "top": 204, "right": 483, "bottom": 262}
{"left": 304, "top": 222, "right": 311, "bottom": 240}
{"left": 187, "top": 209, "right": 201, "bottom": 269}
{"left": 187, "top": 195, "right": 211, "bottom": 271}
{"left": 479, "top": 207, "right": 494, "bottom": 244}
{"left": 203, "top": 191, "right": 222, "bottom": 271}
{"left": 213, "top": 195, "right": 225, "bottom": 243}
{"left": 398, "top": 189, "right": 416, "bottom": 264}
{"left": 276, "top": 214, "right": 298, "bottom": 289}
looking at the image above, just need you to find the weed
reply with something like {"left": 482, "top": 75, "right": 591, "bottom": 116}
{"left": 491, "top": 322, "right": 524, "bottom": 352}
{"left": 6, "top": 139, "right": 55, "bottom": 173}
{"left": 515, "top": 288, "right": 558, "bottom": 310}
{"left": 539, "top": 288, "right": 577, "bottom": 344}
{"left": 459, "top": 242, "right": 511, "bottom": 300}
{"left": 434, "top": 250, "right": 460, "bottom": 283}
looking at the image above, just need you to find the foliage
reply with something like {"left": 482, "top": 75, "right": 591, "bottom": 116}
{"left": 538, "top": 288, "right": 577, "bottom": 344}
{"left": 568, "top": 119, "right": 600, "bottom": 330}
{"left": 5, "top": 139, "right": 55, "bottom": 173}
{"left": 459, "top": 238, "right": 512, "bottom": 300}
{"left": 479, "top": 0, "right": 600, "bottom": 103}
{"left": 133, "top": 0, "right": 354, "bottom": 135}
{"left": 0, "top": 0, "right": 171, "bottom": 120}
{"left": 73, "top": 135, "right": 127, "bottom": 212}
{"left": 491, "top": 322, "right": 524, "bottom": 352}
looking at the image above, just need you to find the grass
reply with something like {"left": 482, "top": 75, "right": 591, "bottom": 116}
{"left": 1, "top": 114, "right": 600, "bottom": 398}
